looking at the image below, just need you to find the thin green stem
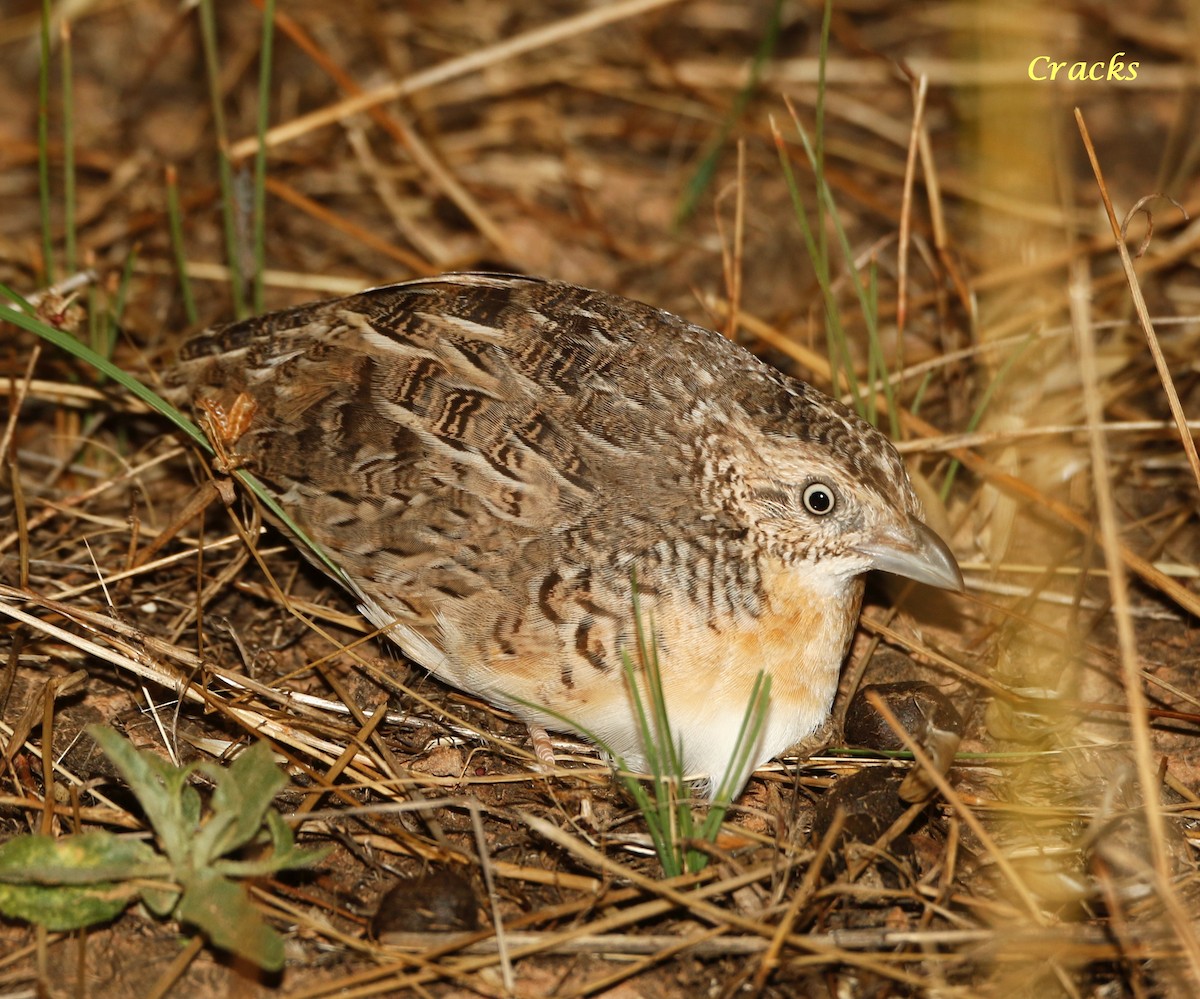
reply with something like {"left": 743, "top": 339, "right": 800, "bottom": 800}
{"left": 251, "top": 0, "right": 276, "bottom": 314}
{"left": 813, "top": 0, "right": 832, "bottom": 329}
{"left": 61, "top": 17, "right": 76, "bottom": 275}
{"left": 37, "top": 0, "right": 54, "bottom": 282}
{"left": 675, "top": 0, "right": 782, "bottom": 225}
{"left": 863, "top": 259, "right": 900, "bottom": 434}
{"left": 909, "top": 369, "right": 933, "bottom": 418}
{"left": 107, "top": 247, "right": 138, "bottom": 360}
{"left": 87, "top": 282, "right": 100, "bottom": 366}
{"left": 775, "top": 122, "right": 860, "bottom": 405}
{"left": 165, "top": 166, "right": 199, "bottom": 326}
{"left": 197, "top": 0, "right": 248, "bottom": 318}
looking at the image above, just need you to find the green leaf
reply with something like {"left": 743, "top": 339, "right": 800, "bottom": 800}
{"left": 0, "top": 879, "right": 138, "bottom": 931}
{"left": 264, "top": 809, "right": 331, "bottom": 870}
{"left": 193, "top": 742, "right": 285, "bottom": 865}
{"left": 180, "top": 782, "right": 203, "bottom": 834}
{"left": 0, "top": 832, "right": 160, "bottom": 931}
{"left": 177, "top": 869, "right": 285, "bottom": 971}
{"left": 140, "top": 883, "right": 182, "bottom": 918}
{"left": 216, "top": 811, "right": 330, "bottom": 878}
{"left": 0, "top": 831, "right": 164, "bottom": 885}
{"left": 61, "top": 727, "right": 322, "bottom": 967}
{"left": 87, "top": 726, "right": 200, "bottom": 868}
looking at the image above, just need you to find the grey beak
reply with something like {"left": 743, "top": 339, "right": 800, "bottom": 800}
{"left": 855, "top": 518, "right": 964, "bottom": 592}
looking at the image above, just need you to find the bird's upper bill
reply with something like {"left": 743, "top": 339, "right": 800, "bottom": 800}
{"left": 854, "top": 518, "right": 964, "bottom": 592}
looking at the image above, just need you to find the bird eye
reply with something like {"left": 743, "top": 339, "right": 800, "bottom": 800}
{"left": 801, "top": 482, "right": 836, "bottom": 516}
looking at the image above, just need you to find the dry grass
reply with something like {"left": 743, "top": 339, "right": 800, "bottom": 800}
{"left": 2, "top": 1, "right": 1200, "bottom": 996}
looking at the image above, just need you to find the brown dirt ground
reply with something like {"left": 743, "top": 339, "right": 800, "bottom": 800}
{"left": 2, "top": 1, "right": 1200, "bottom": 996}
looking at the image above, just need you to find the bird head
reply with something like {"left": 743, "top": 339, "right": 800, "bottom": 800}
{"left": 735, "top": 380, "right": 962, "bottom": 593}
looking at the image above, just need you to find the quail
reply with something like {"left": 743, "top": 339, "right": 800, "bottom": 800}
{"left": 168, "top": 273, "right": 962, "bottom": 798}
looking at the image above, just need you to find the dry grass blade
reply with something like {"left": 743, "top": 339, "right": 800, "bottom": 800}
{"left": 4, "top": 2, "right": 1200, "bottom": 995}
{"left": 521, "top": 811, "right": 932, "bottom": 989}
{"left": 1067, "top": 254, "right": 1200, "bottom": 982}
{"left": 256, "top": 4, "right": 506, "bottom": 264}
{"left": 1075, "top": 108, "right": 1200, "bottom": 495}
{"left": 895, "top": 72, "right": 928, "bottom": 338}
{"left": 863, "top": 691, "right": 1047, "bottom": 924}
{"left": 263, "top": 176, "right": 436, "bottom": 275}
{"left": 227, "top": 0, "right": 688, "bottom": 160}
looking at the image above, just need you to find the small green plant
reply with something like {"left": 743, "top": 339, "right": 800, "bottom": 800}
{"left": 520, "top": 579, "right": 771, "bottom": 878}
{"left": 771, "top": 0, "right": 901, "bottom": 437}
{"left": 0, "top": 727, "right": 328, "bottom": 971}
{"left": 615, "top": 587, "right": 771, "bottom": 876}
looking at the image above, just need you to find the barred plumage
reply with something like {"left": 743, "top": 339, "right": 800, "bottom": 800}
{"left": 168, "top": 273, "right": 961, "bottom": 797}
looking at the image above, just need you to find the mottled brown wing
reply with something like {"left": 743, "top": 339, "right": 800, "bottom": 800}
{"left": 167, "top": 274, "right": 760, "bottom": 676}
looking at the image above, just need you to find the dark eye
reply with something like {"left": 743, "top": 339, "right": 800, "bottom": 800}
{"left": 802, "top": 482, "right": 836, "bottom": 516}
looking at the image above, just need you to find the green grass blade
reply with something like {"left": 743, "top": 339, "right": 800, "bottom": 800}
{"left": 774, "top": 0, "right": 890, "bottom": 422}
{"left": 708, "top": 671, "right": 771, "bottom": 815}
{"left": 864, "top": 259, "right": 900, "bottom": 434}
{"left": 675, "top": 0, "right": 783, "bottom": 225}
{"left": 37, "top": 0, "right": 54, "bottom": 282}
{"left": 0, "top": 283, "right": 37, "bottom": 316}
{"left": 812, "top": 146, "right": 893, "bottom": 431}
{"left": 0, "top": 302, "right": 349, "bottom": 584}
{"left": 772, "top": 128, "right": 858, "bottom": 404}
{"left": 197, "top": 0, "right": 247, "bottom": 319}
{"left": 910, "top": 369, "right": 932, "bottom": 417}
{"left": 109, "top": 247, "right": 138, "bottom": 354}
{"left": 165, "top": 166, "right": 199, "bottom": 325}
{"left": 813, "top": 0, "right": 832, "bottom": 326}
{"left": 61, "top": 17, "right": 76, "bottom": 275}
{"left": 251, "top": 0, "right": 276, "bottom": 314}
{"left": 86, "top": 282, "right": 101, "bottom": 366}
